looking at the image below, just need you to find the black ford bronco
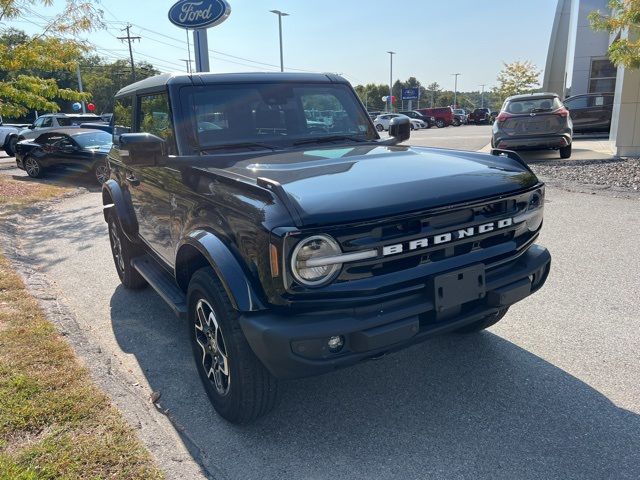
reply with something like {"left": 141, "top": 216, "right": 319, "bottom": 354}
{"left": 102, "top": 73, "right": 551, "bottom": 423}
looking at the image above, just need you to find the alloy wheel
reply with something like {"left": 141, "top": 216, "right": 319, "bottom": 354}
{"left": 194, "top": 298, "right": 231, "bottom": 396}
{"left": 24, "top": 157, "right": 40, "bottom": 177}
{"left": 109, "top": 220, "right": 125, "bottom": 273}
{"left": 95, "top": 163, "right": 110, "bottom": 184}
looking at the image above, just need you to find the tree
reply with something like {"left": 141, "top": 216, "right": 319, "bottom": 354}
{"left": 495, "top": 61, "right": 541, "bottom": 101}
{"left": 426, "top": 82, "right": 441, "bottom": 108}
{"left": 589, "top": 0, "right": 640, "bottom": 69}
{"left": 0, "top": 1, "right": 102, "bottom": 118}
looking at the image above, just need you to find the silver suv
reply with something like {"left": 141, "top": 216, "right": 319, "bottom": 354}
{"left": 491, "top": 93, "right": 573, "bottom": 158}
{"left": 17, "top": 113, "right": 103, "bottom": 141}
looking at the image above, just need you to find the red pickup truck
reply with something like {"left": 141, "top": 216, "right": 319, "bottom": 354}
{"left": 415, "top": 107, "right": 454, "bottom": 128}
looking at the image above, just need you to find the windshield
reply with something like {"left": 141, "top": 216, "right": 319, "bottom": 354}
{"left": 58, "top": 116, "right": 102, "bottom": 126}
{"left": 505, "top": 97, "right": 562, "bottom": 114}
{"left": 72, "top": 131, "right": 112, "bottom": 148}
{"left": 180, "top": 83, "right": 376, "bottom": 151}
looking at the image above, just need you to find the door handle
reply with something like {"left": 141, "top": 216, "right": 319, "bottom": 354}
{"left": 125, "top": 173, "right": 140, "bottom": 186}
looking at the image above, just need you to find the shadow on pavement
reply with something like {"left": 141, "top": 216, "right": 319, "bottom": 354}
{"left": 7, "top": 167, "right": 102, "bottom": 192}
{"left": 110, "top": 285, "right": 640, "bottom": 479}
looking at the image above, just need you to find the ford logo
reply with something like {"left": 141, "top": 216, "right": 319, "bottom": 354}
{"left": 168, "top": 0, "right": 231, "bottom": 29}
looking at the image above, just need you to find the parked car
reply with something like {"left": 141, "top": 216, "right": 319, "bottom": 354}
{"left": 374, "top": 113, "right": 424, "bottom": 131}
{"left": 415, "top": 107, "right": 454, "bottom": 128}
{"left": 367, "top": 111, "right": 381, "bottom": 120}
{"left": 15, "top": 128, "right": 112, "bottom": 184}
{"left": 489, "top": 111, "right": 499, "bottom": 124}
{"left": 563, "top": 93, "right": 613, "bottom": 133}
{"left": 453, "top": 109, "right": 468, "bottom": 126}
{"left": 0, "top": 116, "right": 30, "bottom": 157}
{"left": 103, "top": 72, "right": 550, "bottom": 423}
{"left": 468, "top": 108, "right": 491, "bottom": 125}
{"left": 492, "top": 93, "right": 573, "bottom": 158}
{"left": 399, "top": 110, "right": 435, "bottom": 128}
{"left": 7, "top": 113, "right": 106, "bottom": 148}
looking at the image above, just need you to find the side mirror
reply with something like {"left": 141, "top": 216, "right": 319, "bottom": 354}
{"left": 388, "top": 116, "right": 411, "bottom": 143}
{"left": 118, "top": 133, "right": 166, "bottom": 166}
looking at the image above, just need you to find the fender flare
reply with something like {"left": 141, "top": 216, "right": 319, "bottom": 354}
{"left": 176, "top": 230, "right": 265, "bottom": 312}
{"left": 101, "top": 179, "right": 139, "bottom": 241}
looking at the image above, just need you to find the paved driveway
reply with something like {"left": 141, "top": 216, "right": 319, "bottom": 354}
{"left": 1, "top": 133, "right": 639, "bottom": 479}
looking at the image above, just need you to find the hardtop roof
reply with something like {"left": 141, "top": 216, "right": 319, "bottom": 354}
{"left": 115, "top": 72, "right": 349, "bottom": 97}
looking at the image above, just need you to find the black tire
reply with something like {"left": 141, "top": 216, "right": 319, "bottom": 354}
{"left": 453, "top": 119, "right": 461, "bottom": 126}
{"left": 491, "top": 138, "right": 496, "bottom": 148}
{"left": 4, "top": 135, "right": 18, "bottom": 157}
{"left": 410, "top": 124, "right": 415, "bottom": 131}
{"left": 188, "top": 267, "right": 279, "bottom": 423}
{"left": 107, "top": 210, "right": 147, "bottom": 289}
{"left": 436, "top": 119, "right": 446, "bottom": 128}
{"left": 23, "top": 155, "right": 44, "bottom": 178}
{"left": 455, "top": 308, "right": 509, "bottom": 333}
{"left": 559, "top": 143, "right": 572, "bottom": 159}
{"left": 92, "top": 160, "right": 110, "bottom": 185}
{"left": 375, "top": 124, "right": 384, "bottom": 132}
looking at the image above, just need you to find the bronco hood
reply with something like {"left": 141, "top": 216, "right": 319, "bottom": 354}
{"left": 214, "top": 145, "right": 539, "bottom": 226}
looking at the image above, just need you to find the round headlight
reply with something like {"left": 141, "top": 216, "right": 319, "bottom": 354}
{"left": 291, "top": 235, "right": 342, "bottom": 287}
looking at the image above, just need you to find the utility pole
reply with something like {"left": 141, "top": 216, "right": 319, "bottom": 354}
{"left": 118, "top": 24, "right": 141, "bottom": 83}
{"left": 186, "top": 30, "right": 193, "bottom": 74}
{"left": 452, "top": 73, "right": 461, "bottom": 109}
{"left": 387, "top": 51, "right": 395, "bottom": 112}
{"left": 76, "top": 65, "right": 86, "bottom": 113}
{"left": 479, "top": 84, "right": 486, "bottom": 108}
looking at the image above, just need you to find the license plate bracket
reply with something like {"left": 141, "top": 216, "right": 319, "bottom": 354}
{"left": 433, "top": 264, "right": 486, "bottom": 311}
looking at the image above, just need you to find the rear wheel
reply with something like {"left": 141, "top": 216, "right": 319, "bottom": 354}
{"left": 455, "top": 308, "right": 509, "bottom": 333}
{"left": 375, "top": 124, "right": 384, "bottom": 132}
{"left": 188, "top": 268, "right": 279, "bottom": 423}
{"left": 559, "top": 143, "right": 572, "bottom": 159}
{"left": 107, "top": 210, "right": 147, "bottom": 289}
{"left": 436, "top": 119, "right": 446, "bottom": 128}
{"left": 23, "top": 155, "right": 44, "bottom": 178}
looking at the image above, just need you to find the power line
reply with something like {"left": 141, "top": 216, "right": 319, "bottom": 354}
{"left": 117, "top": 24, "right": 141, "bottom": 82}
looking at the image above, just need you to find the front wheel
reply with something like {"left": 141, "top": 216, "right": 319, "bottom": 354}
{"left": 4, "top": 136, "right": 18, "bottom": 157}
{"left": 188, "top": 268, "right": 279, "bottom": 423}
{"left": 453, "top": 119, "right": 461, "bottom": 126}
{"left": 23, "top": 155, "right": 44, "bottom": 178}
{"left": 455, "top": 308, "right": 509, "bottom": 333}
{"left": 559, "top": 143, "right": 572, "bottom": 159}
{"left": 375, "top": 124, "right": 384, "bottom": 132}
{"left": 92, "top": 160, "right": 110, "bottom": 185}
{"left": 436, "top": 120, "right": 446, "bottom": 128}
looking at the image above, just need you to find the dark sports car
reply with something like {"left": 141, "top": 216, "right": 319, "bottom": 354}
{"left": 15, "top": 128, "right": 112, "bottom": 185}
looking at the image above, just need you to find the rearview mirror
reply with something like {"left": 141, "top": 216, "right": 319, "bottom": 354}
{"left": 118, "top": 133, "right": 166, "bottom": 166}
{"left": 388, "top": 116, "right": 411, "bottom": 143}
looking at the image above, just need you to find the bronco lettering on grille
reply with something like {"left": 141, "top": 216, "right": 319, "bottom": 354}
{"left": 381, "top": 218, "right": 513, "bottom": 257}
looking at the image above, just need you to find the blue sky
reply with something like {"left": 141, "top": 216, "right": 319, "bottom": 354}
{"left": 12, "top": 0, "right": 558, "bottom": 91}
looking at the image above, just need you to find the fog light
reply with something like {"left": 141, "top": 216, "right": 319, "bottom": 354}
{"left": 327, "top": 335, "right": 344, "bottom": 353}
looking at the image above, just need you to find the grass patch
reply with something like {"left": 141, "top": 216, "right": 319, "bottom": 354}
{"left": 0, "top": 176, "right": 72, "bottom": 214}
{"left": 0, "top": 254, "right": 163, "bottom": 479}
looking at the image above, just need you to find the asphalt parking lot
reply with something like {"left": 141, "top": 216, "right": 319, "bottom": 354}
{"left": 1, "top": 128, "right": 639, "bottom": 479}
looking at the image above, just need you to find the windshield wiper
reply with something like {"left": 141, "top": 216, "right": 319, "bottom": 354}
{"left": 200, "top": 142, "right": 279, "bottom": 153}
{"left": 293, "top": 135, "right": 369, "bottom": 146}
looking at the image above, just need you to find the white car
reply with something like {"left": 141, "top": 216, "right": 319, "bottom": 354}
{"left": 373, "top": 113, "right": 425, "bottom": 132}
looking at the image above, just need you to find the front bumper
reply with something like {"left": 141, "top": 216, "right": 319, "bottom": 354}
{"left": 240, "top": 244, "right": 551, "bottom": 379}
{"left": 495, "top": 133, "right": 571, "bottom": 150}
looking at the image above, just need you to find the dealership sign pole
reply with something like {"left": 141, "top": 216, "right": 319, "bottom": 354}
{"left": 169, "top": 0, "right": 231, "bottom": 73}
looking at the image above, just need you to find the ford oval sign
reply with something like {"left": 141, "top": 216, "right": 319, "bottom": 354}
{"left": 168, "top": 0, "right": 231, "bottom": 30}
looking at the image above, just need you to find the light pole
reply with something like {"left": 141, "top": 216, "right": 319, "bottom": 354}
{"left": 387, "top": 51, "right": 395, "bottom": 112}
{"left": 479, "top": 84, "right": 486, "bottom": 108}
{"left": 270, "top": 10, "right": 289, "bottom": 72}
{"left": 452, "top": 73, "right": 461, "bottom": 108}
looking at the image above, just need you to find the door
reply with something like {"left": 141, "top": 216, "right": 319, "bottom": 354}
{"left": 587, "top": 94, "right": 613, "bottom": 132}
{"left": 564, "top": 95, "right": 591, "bottom": 131}
{"left": 53, "top": 135, "right": 87, "bottom": 170}
{"left": 125, "top": 91, "right": 178, "bottom": 266}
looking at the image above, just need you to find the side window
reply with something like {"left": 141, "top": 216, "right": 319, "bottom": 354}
{"left": 40, "top": 117, "right": 53, "bottom": 128}
{"left": 113, "top": 96, "right": 133, "bottom": 135}
{"left": 138, "top": 93, "right": 175, "bottom": 153}
{"left": 564, "top": 96, "right": 588, "bottom": 109}
{"left": 33, "top": 118, "right": 44, "bottom": 129}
